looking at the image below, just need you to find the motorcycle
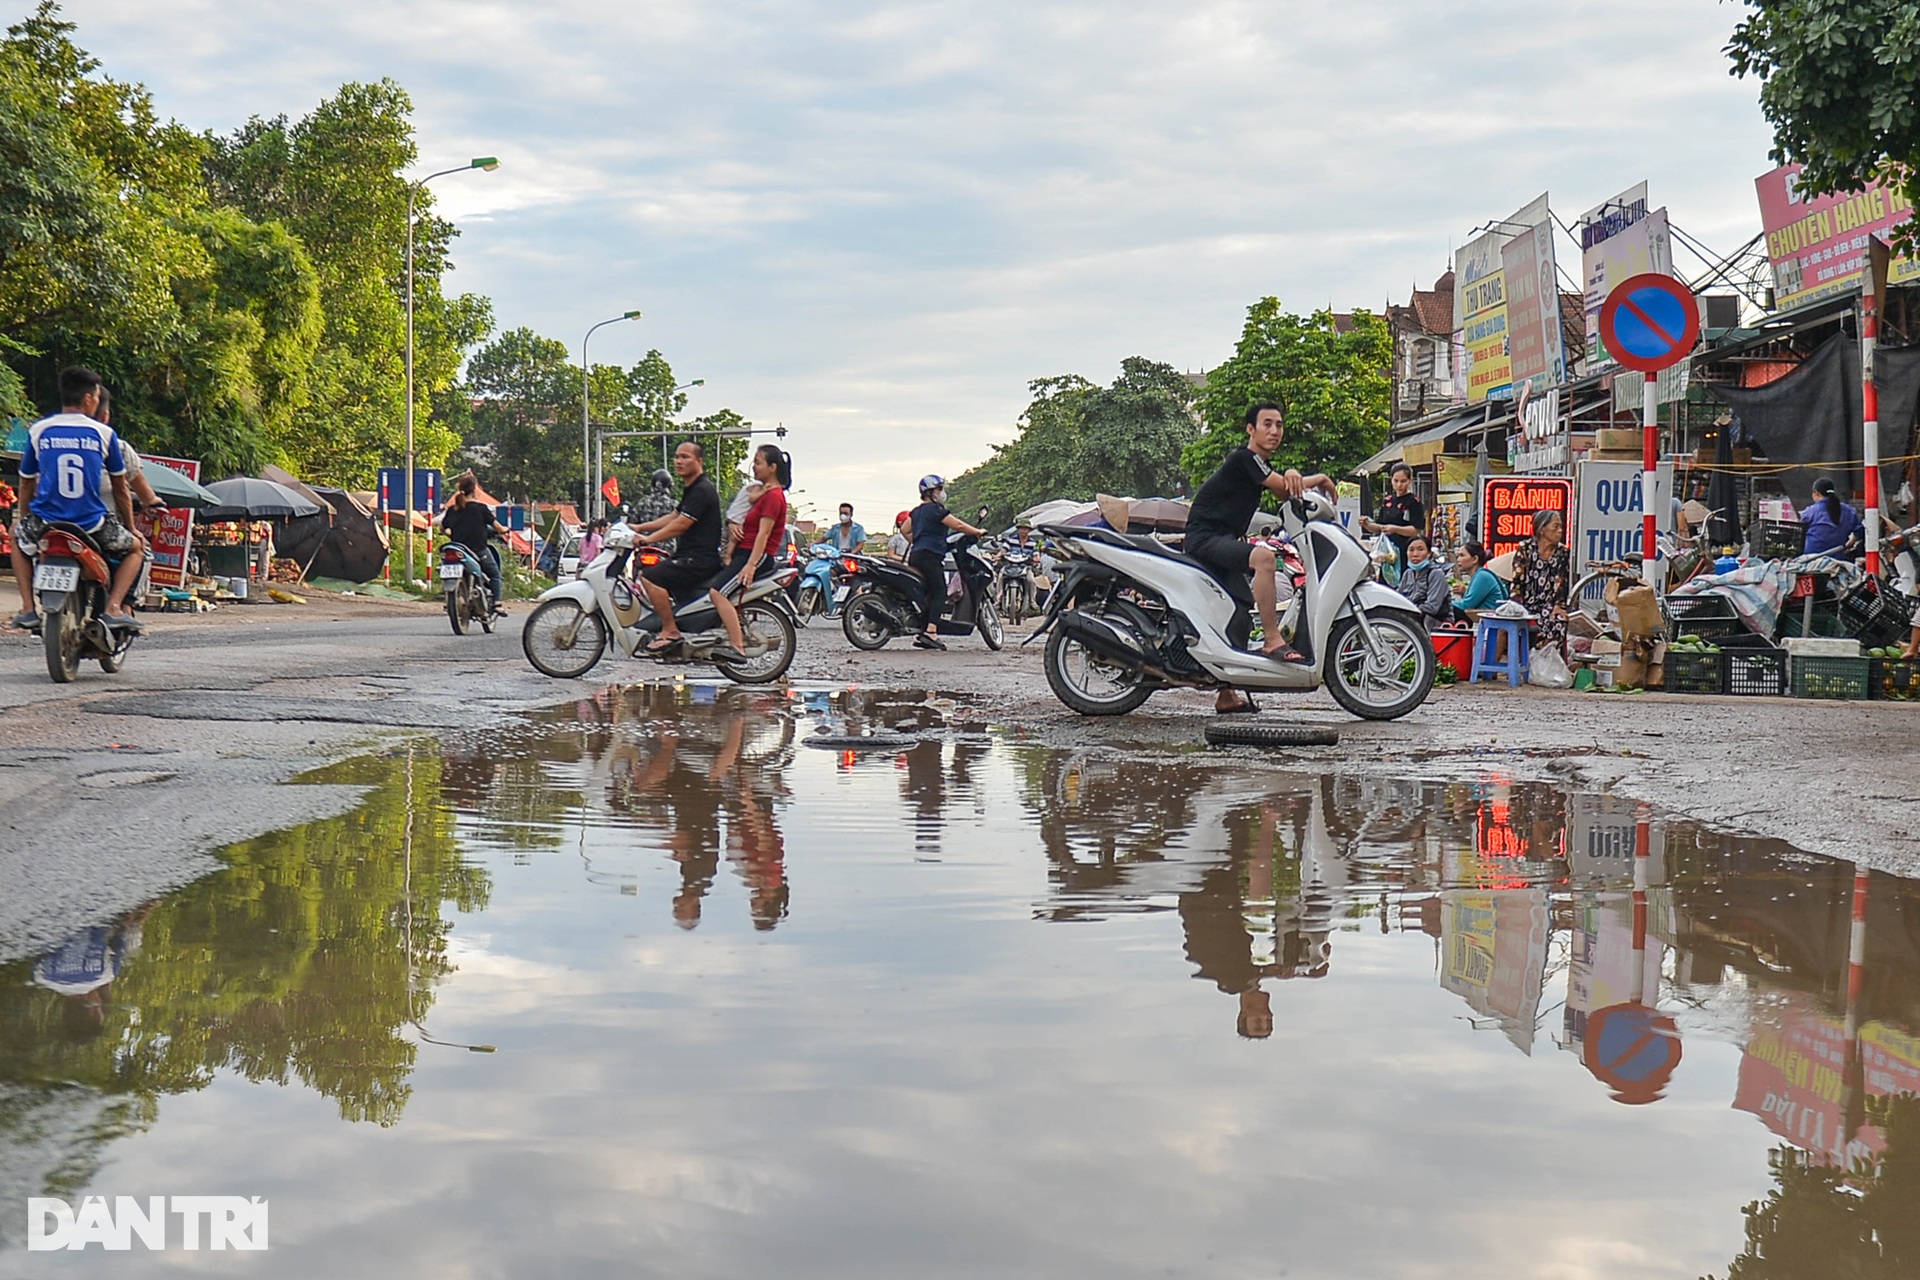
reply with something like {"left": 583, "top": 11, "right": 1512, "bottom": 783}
{"left": 1031, "top": 490, "right": 1433, "bottom": 721}
{"left": 996, "top": 544, "right": 1040, "bottom": 624}
{"left": 840, "top": 532, "right": 1004, "bottom": 651}
{"left": 439, "top": 542, "right": 497, "bottom": 635}
{"left": 795, "top": 543, "right": 849, "bottom": 624}
{"left": 30, "top": 522, "right": 137, "bottom": 683}
{"left": 520, "top": 522, "right": 800, "bottom": 684}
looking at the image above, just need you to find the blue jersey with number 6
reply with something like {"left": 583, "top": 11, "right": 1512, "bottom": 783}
{"left": 22, "top": 413, "right": 125, "bottom": 532}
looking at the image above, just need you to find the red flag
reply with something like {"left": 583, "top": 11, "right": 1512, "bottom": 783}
{"left": 600, "top": 475, "right": 621, "bottom": 506}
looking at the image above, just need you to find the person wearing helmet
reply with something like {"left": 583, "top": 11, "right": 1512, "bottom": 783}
{"left": 630, "top": 466, "right": 678, "bottom": 532}
{"left": 908, "top": 475, "right": 985, "bottom": 649}
{"left": 887, "top": 510, "right": 911, "bottom": 560}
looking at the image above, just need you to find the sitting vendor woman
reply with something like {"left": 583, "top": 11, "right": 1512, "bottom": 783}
{"left": 1395, "top": 536, "right": 1452, "bottom": 629}
{"left": 1452, "top": 540, "right": 1508, "bottom": 620}
{"left": 1801, "top": 478, "right": 1864, "bottom": 558}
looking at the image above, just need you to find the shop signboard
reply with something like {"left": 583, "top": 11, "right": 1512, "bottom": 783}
{"left": 1565, "top": 793, "right": 1664, "bottom": 885}
{"left": 1513, "top": 387, "right": 1567, "bottom": 473}
{"left": 1573, "top": 460, "right": 1672, "bottom": 577}
{"left": 1580, "top": 190, "right": 1672, "bottom": 374}
{"left": 1479, "top": 475, "right": 1573, "bottom": 560}
{"left": 1455, "top": 193, "right": 1550, "bottom": 405}
{"left": 1756, "top": 163, "right": 1920, "bottom": 312}
{"left": 1503, "top": 219, "right": 1567, "bottom": 396}
{"left": 141, "top": 453, "right": 201, "bottom": 590}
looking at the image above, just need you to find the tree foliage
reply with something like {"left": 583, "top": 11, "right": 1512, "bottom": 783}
{"left": 1183, "top": 302, "right": 1391, "bottom": 491}
{"left": 948, "top": 357, "right": 1198, "bottom": 527}
{"left": 1728, "top": 0, "right": 1920, "bottom": 253}
{"left": 0, "top": 3, "right": 489, "bottom": 485}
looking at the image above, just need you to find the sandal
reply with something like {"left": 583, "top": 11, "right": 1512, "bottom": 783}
{"left": 1261, "top": 644, "right": 1310, "bottom": 664}
{"left": 645, "top": 635, "right": 681, "bottom": 656}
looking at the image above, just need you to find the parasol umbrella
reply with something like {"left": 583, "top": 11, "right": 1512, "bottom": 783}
{"left": 139, "top": 462, "right": 222, "bottom": 509}
{"left": 1125, "top": 497, "right": 1190, "bottom": 532}
{"left": 199, "top": 477, "right": 322, "bottom": 521}
{"left": 1018, "top": 498, "right": 1097, "bottom": 527}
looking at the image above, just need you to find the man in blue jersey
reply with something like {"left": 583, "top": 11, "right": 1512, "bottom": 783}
{"left": 11, "top": 367, "right": 144, "bottom": 630}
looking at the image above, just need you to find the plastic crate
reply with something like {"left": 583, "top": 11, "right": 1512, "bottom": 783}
{"left": 1663, "top": 649, "right": 1728, "bottom": 694}
{"left": 1753, "top": 520, "right": 1808, "bottom": 560}
{"left": 1725, "top": 646, "right": 1789, "bottom": 696}
{"left": 1666, "top": 593, "right": 1744, "bottom": 639}
{"left": 1839, "top": 585, "right": 1915, "bottom": 649}
{"left": 1869, "top": 656, "right": 1920, "bottom": 701}
{"left": 1792, "top": 655, "right": 1871, "bottom": 700}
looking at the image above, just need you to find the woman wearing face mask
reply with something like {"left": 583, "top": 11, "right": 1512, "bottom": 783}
{"left": 908, "top": 476, "right": 985, "bottom": 650}
{"left": 1394, "top": 536, "right": 1452, "bottom": 629}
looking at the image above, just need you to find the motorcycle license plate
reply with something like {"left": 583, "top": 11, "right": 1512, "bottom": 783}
{"left": 832, "top": 585, "right": 850, "bottom": 604}
{"left": 33, "top": 563, "right": 79, "bottom": 592}
{"left": 439, "top": 564, "right": 464, "bottom": 580}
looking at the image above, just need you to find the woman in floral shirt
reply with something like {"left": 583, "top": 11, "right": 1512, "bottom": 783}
{"left": 1511, "top": 509, "right": 1571, "bottom": 651}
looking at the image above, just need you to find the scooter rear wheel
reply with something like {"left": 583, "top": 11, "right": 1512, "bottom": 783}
{"left": 713, "top": 600, "right": 796, "bottom": 684}
{"left": 43, "top": 595, "right": 80, "bottom": 684}
{"left": 446, "top": 586, "right": 468, "bottom": 636}
{"left": 1043, "top": 601, "right": 1154, "bottom": 715}
{"left": 842, "top": 592, "right": 895, "bottom": 650}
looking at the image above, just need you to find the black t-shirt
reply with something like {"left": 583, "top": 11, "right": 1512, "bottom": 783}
{"left": 442, "top": 501, "right": 495, "bottom": 556}
{"left": 1187, "top": 447, "right": 1274, "bottom": 542}
{"left": 910, "top": 502, "right": 951, "bottom": 557}
{"left": 673, "top": 474, "right": 722, "bottom": 564}
{"left": 1375, "top": 491, "right": 1427, "bottom": 552}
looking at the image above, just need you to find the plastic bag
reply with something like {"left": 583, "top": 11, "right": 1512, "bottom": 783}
{"left": 1528, "top": 647, "right": 1572, "bottom": 689}
{"left": 1370, "top": 534, "right": 1399, "bottom": 585}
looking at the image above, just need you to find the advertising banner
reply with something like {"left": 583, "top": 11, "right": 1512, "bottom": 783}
{"left": 1503, "top": 220, "right": 1566, "bottom": 396}
{"left": 1573, "top": 460, "right": 1672, "bottom": 577}
{"left": 1756, "top": 163, "right": 1920, "bottom": 311}
{"left": 1480, "top": 475, "right": 1573, "bottom": 560}
{"left": 141, "top": 453, "right": 201, "bottom": 590}
{"left": 1582, "top": 203, "right": 1673, "bottom": 373}
{"left": 1455, "top": 194, "right": 1550, "bottom": 405}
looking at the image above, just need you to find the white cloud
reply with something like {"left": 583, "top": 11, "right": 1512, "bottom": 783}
{"left": 57, "top": 0, "right": 1775, "bottom": 513}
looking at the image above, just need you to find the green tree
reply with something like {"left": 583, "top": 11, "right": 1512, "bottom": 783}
{"left": 1183, "top": 302, "right": 1391, "bottom": 492}
{"left": 1728, "top": 2, "right": 1920, "bottom": 253}
{"left": 949, "top": 358, "right": 1197, "bottom": 527}
{"left": 462, "top": 326, "right": 579, "bottom": 500}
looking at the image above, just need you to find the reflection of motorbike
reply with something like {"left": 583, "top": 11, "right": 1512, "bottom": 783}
{"left": 31, "top": 521, "right": 137, "bottom": 683}
{"left": 439, "top": 541, "right": 497, "bottom": 635}
{"left": 521, "top": 523, "right": 800, "bottom": 684}
{"left": 1033, "top": 491, "right": 1433, "bottom": 721}
{"left": 840, "top": 532, "right": 1004, "bottom": 650}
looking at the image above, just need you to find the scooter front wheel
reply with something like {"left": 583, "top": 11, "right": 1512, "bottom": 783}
{"left": 978, "top": 597, "right": 1004, "bottom": 651}
{"left": 795, "top": 585, "right": 821, "bottom": 626}
{"left": 1323, "top": 610, "right": 1433, "bottom": 721}
{"left": 522, "top": 598, "right": 608, "bottom": 678}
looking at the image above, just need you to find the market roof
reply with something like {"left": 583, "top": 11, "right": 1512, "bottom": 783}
{"left": 1353, "top": 410, "right": 1480, "bottom": 476}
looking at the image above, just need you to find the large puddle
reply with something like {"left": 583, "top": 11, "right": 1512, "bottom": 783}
{"left": 4, "top": 684, "right": 1919, "bottom": 1277}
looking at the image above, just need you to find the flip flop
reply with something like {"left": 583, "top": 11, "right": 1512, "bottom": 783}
{"left": 1262, "top": 644, "right": 1310, "bottom": 664}
{"left": 645, "top": 635, "right": 681, "bottom": 656}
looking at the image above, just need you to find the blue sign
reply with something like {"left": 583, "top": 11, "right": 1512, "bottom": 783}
{"left": 377, "top": 467, "right": 443, "bottom": 513}
{"left": 1584, "top": 1002, "right": 1682, "bottom": 1104}
{"left": 1597, "top": 273, "right": 1701, "bottom": 374}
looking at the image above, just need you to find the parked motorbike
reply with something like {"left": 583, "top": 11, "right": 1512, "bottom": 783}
{"left": 439, "top": 542, "right": 497, "bottom": 635}
{"left": 31, "top": 522, "right": 136, "bottom": 683}
{"left": 996, "top": 544, "right": 1040, "bottom": 625}
{"left": 840, "top": 533, "right": 1004, "bottom": 650}
{"left": 521, "top": 523, "right": 800, "bottom": 684}
{"left": 1032, "top": 490, "right": 1433, "bottom": 721}
{"left": 795, "top": 543, "right": 848, "bottom": 624}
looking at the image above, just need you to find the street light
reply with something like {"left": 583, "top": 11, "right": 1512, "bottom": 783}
{"left": 583, "top": 310, "right": 642, "bottom": 518}
{"left": 404, "top": 156, "right": 499, "bottom": 582}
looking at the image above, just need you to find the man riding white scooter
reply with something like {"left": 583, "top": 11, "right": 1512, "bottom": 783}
{"left": 1183, "top": 401, "right": 1335, "bottom": 713}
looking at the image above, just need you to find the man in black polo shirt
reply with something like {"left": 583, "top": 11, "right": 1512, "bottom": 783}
{"left": 634, "top": 440, "right": 723, "bottom": 653}
{"left": 1185, "top": 403, "right": 1335, "bottom": 707}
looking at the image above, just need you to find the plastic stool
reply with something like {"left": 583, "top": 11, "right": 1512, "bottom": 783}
{"left": 1470, "top": 616, "right": 1530, "bottom": 686}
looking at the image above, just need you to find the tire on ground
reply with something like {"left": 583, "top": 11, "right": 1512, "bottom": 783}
{"left": 1202, "top": 721, "right": 1340, "bottom": 748}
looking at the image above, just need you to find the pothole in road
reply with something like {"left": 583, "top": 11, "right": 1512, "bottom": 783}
{"left": 77, "top": 769, "right": 178, "bottom": 787}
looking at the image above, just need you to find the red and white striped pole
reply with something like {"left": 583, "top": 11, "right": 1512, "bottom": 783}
{"left": 1863, "top": 291, "right": 1882, "bottom": 576}
{"left": 1643, "top": 372, "right": 1660, "bottom": 588}
{"left": 1630, "top": 812, "right": 1651, "bottom": 1004}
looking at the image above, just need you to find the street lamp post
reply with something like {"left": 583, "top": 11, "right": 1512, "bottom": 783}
{"left": 582, "top": 311, "right": 642, "bottom": 519}
{"left": 404, "top": 156, "right": 499, "bottom": 582}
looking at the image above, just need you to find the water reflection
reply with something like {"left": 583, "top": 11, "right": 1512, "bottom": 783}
{"left": 9, "top": 688, "right": 1920, "bottom": 1276}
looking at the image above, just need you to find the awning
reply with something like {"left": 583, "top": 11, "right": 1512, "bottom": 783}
{"left": 1352, "top": 412, "right": 1480, "bottom": 476}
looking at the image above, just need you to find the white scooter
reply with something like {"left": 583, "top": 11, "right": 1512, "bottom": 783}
{"left": 1032, "top": 490, "right": 1434, "bottom": 720}
{"left": 520, "top": 522, "right": 800, "bottom": 684}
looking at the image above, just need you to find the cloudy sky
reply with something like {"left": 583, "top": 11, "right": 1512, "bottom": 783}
{"left": 59, "top": 0, "right": 1775, "bottom": 518}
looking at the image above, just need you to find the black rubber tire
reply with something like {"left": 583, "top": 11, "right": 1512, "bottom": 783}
{"left": 521, "top": 598, "right": 608, "bottom": 678}
{"left": 802, "top": 732, "right": 918, "bottom": 750}
{"left": 1042, "top": 600, "right": 1155, "bottom": 716}
{"left": 842, "top": 592, "right": 895, "bottom": 650}
{"left": 98, "top": 643, "right": 126, "bottom": 673}
{"left": 713, "top": 600, "right": 797, "bottom": 684}
{"left": 795, "top": 585, "right": 820, "bottom": 625}
{"left": 446, "top": 588, "right": 467, "bottom": 636}
{"left": 1203, "top": 722, "right": 1340, "bottom": 748}
{"left": 43, "top": 597, "right": 78, "bottom": 684}
{"left": 1323, "top": 610, "right": 1435, "bottom": 722}
{"left": 978, "top": 598, "right": 1004, "bottom": 650}
{"left": 477, "top": 589, "right": 496, "bottom": 634}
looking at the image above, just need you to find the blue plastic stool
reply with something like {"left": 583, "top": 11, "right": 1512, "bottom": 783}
{"left": 1470, "top": 616, "right": 1530, "bottom": 686}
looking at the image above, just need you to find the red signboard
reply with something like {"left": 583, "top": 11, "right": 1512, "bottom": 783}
{"left": 141, "top": 454, "right": 200, "bottom": 589}
{"left": 1480, "top": 476, "right": 1574, "bottom": 561}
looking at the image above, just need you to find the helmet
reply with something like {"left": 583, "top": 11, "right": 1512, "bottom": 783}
{"left": 895, "top": 510, "right": 912, "bottom": 527}
{"left": 651, "top": 468, "right": 672, "bottom": 490}
{"left": 919, "top": 474, "right": 945, "bottom": 496}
